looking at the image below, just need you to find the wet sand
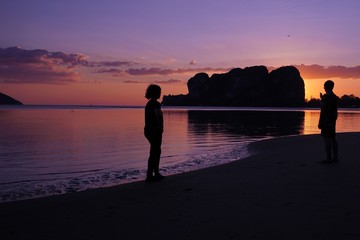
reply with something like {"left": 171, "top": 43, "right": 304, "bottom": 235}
{"left": 1, "top": 133, "right": 360, "bottom": 240}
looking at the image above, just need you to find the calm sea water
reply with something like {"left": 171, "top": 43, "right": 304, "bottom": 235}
{"left": 1, "top": 106, "right": 360, "bottom": 202}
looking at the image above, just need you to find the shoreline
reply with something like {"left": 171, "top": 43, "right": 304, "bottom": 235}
{"left": 1, "top": 132, "right": 360, "bottom": 239}
{"left": 0, "top": 139, "right": 252, "bottom": 203}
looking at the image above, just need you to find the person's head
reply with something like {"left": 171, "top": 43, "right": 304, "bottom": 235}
{"left": 145, "top": 84, "right": 161, "bottom": 100}
{"left": 324, "top": 80, "right": 334, "bottom": 92}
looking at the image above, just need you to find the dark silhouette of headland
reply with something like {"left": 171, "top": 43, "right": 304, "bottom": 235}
{"left": 162, "top": 66, "right": 305, "bottom": 107}
{"left": 0, "top": 92, "right": 23, "bottom": 105}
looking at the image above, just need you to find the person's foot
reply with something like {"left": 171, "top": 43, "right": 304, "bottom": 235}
{"left": 145, "top": 176, "right": 154, "bottom": 183}
{"left": 146, "top": 174, "right": 165, "bottom": 183}
{"left": 153, "top": 173, "right": 165, "bottom": 181}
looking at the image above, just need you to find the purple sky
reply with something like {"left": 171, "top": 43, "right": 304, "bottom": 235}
{"left": 1, "top": 0, "right": 360, "bottom": 105}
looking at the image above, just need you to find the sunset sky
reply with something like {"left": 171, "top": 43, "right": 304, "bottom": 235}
{"left": 1, "top": 0, "right": 360, "bottom": 106}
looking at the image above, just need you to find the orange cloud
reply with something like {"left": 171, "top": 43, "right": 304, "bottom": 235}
{"left": 124, "top": 79, "right": 182, "bottom": 84}
{"left": 124, "top": 65, "right": 360, "bottom": 80}
{"left": 155, "top": 79, "right": 183, "bottom": 84}
{"left": 295, "top": 64, "right": 360, "bottom": 79}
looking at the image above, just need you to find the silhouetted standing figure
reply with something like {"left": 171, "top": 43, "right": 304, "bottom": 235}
{"left": 318, "top": 80, "right": 339, "bottom": 163}
{"left": 144, "top": 84, "right": 165, "bottom": 182}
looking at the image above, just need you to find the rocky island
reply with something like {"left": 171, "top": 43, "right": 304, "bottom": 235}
{"left": 163, "top": 66, "right": 305, "bottom": 107}
{"left": 0, "top": 92, "right": 23, "bottom": 105}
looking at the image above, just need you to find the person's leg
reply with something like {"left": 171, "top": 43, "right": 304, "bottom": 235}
{"left": 331, "top": 137, "right": 339, "bottom": 161}
{"left": 153, "top": 148, "right": 161, "bottom": 174}
{"left": 145, "top": 133, "right": 156, "bottom": 180}
{"left": 323, "top": 136, "right": 332, "bottom": 161}
{"left": 153, "top": 134, "right": 164, "bottom": 178}
{"left": 146, "top": 133, "right": 164, "bottom": 181}
{"left": 146, "top": 146, "right": 155, "bottom": 179}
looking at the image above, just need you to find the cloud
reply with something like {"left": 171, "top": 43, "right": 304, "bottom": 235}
{"left": 95, "top": 68, "right": 124, "bottom": 77}
{"left": 126, "top": 68, "right": 178, "bottom": 75}
{"left": 0, "top": 47, "right": 88, "bottom": 84}
{"left": 123, "top": 65, "right": 360, "bottom": 85}
{"left": 295, "top": 64, "right": 360, "bottom": 79}
{"left": 123, "top": 79, "right": 182, "bottom": 84}
{"left": 126, "top": 67, "right": 231, "bottom": 76}
{"left": 0, "top": 47, "right": 88, "bottom": 66}
{"left": 47, "top": 52, "right": 88, "bottom": 67}
{"left": 96, "top": 68, "right": 123, "bottom": 74}
{"left": 93, "top": 60, "right": 138, "bottom": 77}
{"left": 97, "top": 61, "right": 136, "bottom": 67}
{"left": 3, "top": 47, "right": 358, "bottom": 86}
{"left": 155, "top": 79, "right": 182, "bottom": 84}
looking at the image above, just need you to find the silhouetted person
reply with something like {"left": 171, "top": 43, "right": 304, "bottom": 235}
{"left": 318, "top": 80, "right": 339, "bottom": 163}
{"left": 144, "top": 84, "right": 165, "bottom": 182}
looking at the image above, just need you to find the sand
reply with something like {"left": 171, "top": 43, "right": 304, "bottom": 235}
{"left": 1, "top": 132, "right": 360, "bottom": 240}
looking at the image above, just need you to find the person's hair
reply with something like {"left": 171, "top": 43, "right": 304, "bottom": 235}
{"left": 145, "top": 84, "right": 161, "bottom": 100}
{"left": 324, "top": 80, "right": 335, "bottom": 90}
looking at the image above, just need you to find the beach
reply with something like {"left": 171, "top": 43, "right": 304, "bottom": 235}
{"left": 1, "top": 132, "right": 360, "bottom": 240}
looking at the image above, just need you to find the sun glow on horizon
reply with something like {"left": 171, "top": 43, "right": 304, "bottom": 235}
{"left": 304, "top": 77, "right": 360, "bottom": 100}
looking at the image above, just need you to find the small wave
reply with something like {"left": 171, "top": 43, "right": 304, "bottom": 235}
{"left": 0, "top": 144, "right": 252, "bottom": 203}
{"left": 0, "top": 168, "right": 146, "bottom": 202}
{"left": 38, "top": 168, "right": 107, "bottom": 176}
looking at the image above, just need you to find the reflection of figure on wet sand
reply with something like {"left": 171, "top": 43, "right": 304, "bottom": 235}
{"left": 318, "top": 80, "right": 339, "bottom": 163}
{"left": 144, "top": 84, "right": 165, "bottom": 182}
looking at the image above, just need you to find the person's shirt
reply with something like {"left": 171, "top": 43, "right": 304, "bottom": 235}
{"left": 318, "top": 92, "right": 338, "bottom": 128}
{"left": 145, "top": 99, "right": 163, "bottom": 133}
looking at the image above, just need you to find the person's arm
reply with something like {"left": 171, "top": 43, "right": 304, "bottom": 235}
{"left": 154, "top": 107, "right": 163, "bottom": 133}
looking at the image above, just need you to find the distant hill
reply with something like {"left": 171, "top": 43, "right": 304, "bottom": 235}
{"left": 0, "top": 92, "right": 23, "bottom": 105}
{"left": 162, "top": 66, "right": 305, "bottom": 107}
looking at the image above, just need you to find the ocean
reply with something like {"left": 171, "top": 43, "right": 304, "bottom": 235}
{"left": 1, "top": 105, "right": 360, "bottom": 202}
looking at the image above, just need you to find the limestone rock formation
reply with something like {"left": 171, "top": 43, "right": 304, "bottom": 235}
{"left": 0, "top": 92, "right": 23, "bottom": 105}
{"left": 163, "top": 66, "right": 305, "bottom": 107}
